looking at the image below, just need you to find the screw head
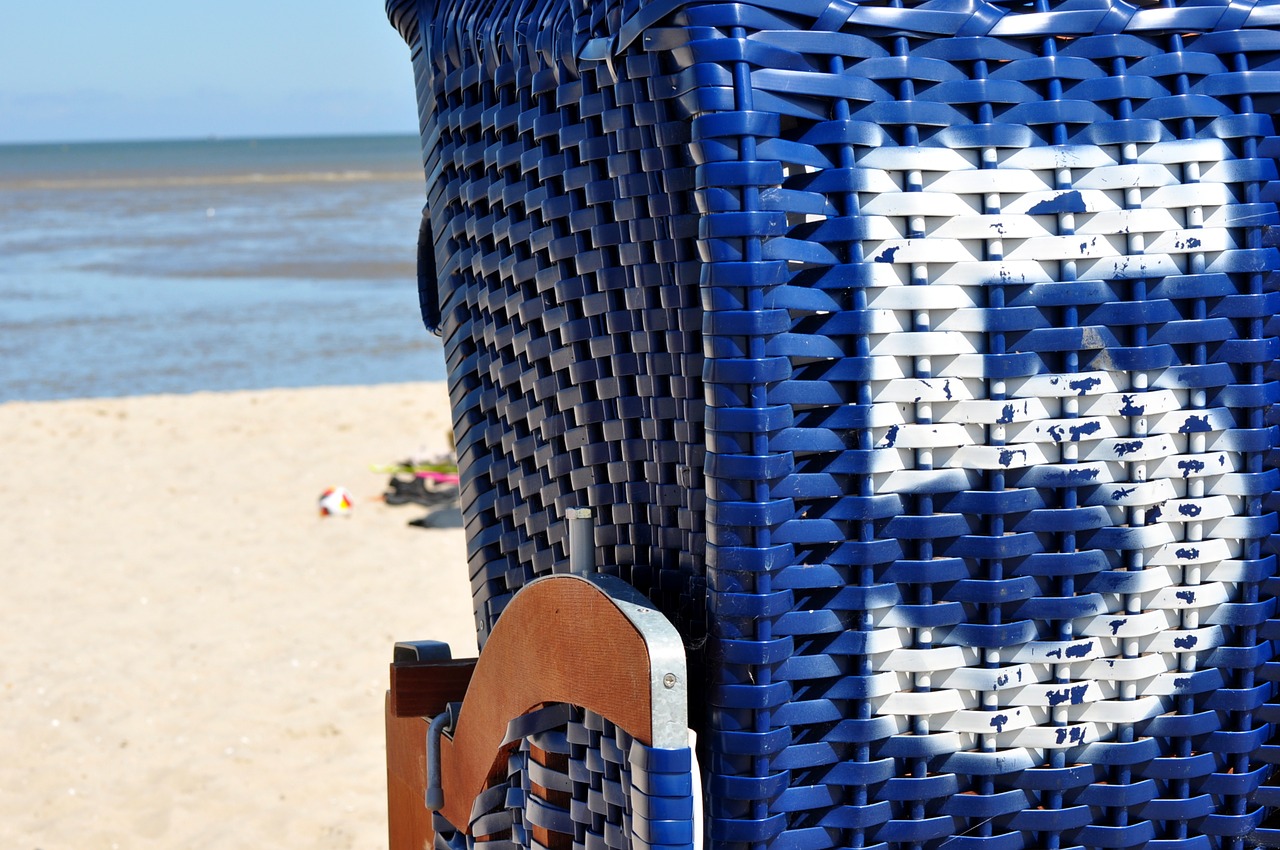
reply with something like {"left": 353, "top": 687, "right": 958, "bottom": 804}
{"left": 662, "top": 673, "right": 678, "bottom": 689}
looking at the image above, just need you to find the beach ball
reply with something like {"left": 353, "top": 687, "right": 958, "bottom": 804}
{"left": 318, "top": 486, "right": 354, "bottom": 517}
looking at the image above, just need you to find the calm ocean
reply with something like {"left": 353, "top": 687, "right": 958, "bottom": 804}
{"left": 0, "top": 134, "right": 445, "bottom": 402}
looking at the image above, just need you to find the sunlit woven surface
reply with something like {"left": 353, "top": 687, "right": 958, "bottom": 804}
{"left": 390, "top": 0, "right": 1280, "bottom": 847}
{"left": 389, "top": 0, "right": 706, "bottom": 650}
{"left": 429, "top": 706, "right": 695, "bottom": 850}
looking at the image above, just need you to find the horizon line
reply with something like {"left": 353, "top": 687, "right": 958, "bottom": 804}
{"left": 0, "top": 129, "right": 421, "bottom": 149}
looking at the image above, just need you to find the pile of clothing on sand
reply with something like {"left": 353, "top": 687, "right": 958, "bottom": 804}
{"left": 380, "top": 451, "right": 462, "bottom": 529}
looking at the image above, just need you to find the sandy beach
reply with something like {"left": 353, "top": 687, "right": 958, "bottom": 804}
{"left": 0, "top": 382, "right": 475, "bottom": 849}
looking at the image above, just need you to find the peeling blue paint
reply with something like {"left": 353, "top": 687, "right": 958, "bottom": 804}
{"left": 1178, "top": 503, "right": 1202, "bottom": 517}
{"left": 1114, "top": 439, "right": 1144, "bottom": 457}
{"left": 1055, "top": 726, "right": 1086, "bottom": 745}
{"left": 1109, "top": 619, "right": 1126, "bottom": 635}
{"left": 1028, "top": 190, "right": 1087, "bottom": 215}
{"left": 1174, "top": 635, "right": 1198, "bottom": 649}
{"left": 998, "top": 448, "right": 1027, "bottom": 467}
{"left": 998, "top": 403, "right": 1016, "bottom": 424}
{"left": 1065, "top": 641, "right": 1093, "bottom": 659}
{"left": 1175, "top": 547, "right": 1199, "bottom": 560}
{"left": 882, "top": 423, "right": 899, "bottom": 448}
{"left": 1118, "top": 394, "right": 1146, "bottom": 416}
{"left": 1180, "top": 414, "right": 1210, "bottom": 433}
{"left": 1111, "top": 486, "right": 1136, "bottom": 501}
{"left": 1178, "top": 459, "right": 1205, "bottom": 477}
{"left": 1073, "top": 421, "right": 1101, "bottom": 440}
{"left": 1069, "top": 376, "right": 1102, "bottom": 395}
{"left": 875, "top": 245, "right": 900, "bottom": 263}
{"left": 1047, "top": 684, "right": 1090, "bottom": 706}
{"left": 1176, "top": 590, "right": 1196, "bottom": 604}
{"left": 990, "top": 713, "right": 1009, "bottom": 733}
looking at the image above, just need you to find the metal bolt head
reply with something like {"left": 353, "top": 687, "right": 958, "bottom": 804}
{"left": 662, "top": 673, "right": 678, "bottom": 689}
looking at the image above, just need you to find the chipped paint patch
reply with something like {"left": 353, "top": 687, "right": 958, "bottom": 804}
{"left": 1118, "top": 395, "right": 1145, "bottom": 416}
{"left": 1065, "top": 641, "right": 1093, "bottom": 659}
{"left": 999, "top": 448, "right": 1027, "bottom": 467}
{"left": 1178, "top": 459, "right": 1205, "bottom": 477}
{"left": 1047, "top": 684, "right": 1090, "bottom": 706}
{"left": 1069, "top": 376, "right": 1102, "bottom": 395}
{"left": 1179, "top": 414, "right": 1210, "bottom": 433}
{"left": 1114, "top": 439, "right": 1144, "bottom": 457}
{"left": 1055, "top": 726, "right": 1086, "bottom": 746}
{"left": 1027, "top": 190, "right": 1087, "bottom": 215}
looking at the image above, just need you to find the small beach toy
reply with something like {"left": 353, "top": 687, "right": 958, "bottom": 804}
{"left": 317, "top": 486, "right": 353, "bottom": 517}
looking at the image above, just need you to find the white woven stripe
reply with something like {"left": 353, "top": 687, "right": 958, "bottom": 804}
{"left": 847, "top": 136, "right": 1257, "bottom": 763}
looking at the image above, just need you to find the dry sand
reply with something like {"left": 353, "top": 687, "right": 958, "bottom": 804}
{"left": 0, "top": 382, "right": 476, "bottom": 850}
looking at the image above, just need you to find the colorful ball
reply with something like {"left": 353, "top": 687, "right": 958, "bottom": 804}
{"left": 318, "top": 486, "right": 353, "bottom": 517}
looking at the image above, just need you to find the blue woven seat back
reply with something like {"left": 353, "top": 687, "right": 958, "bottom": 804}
{"left": 392, "top": 0, "right": 1280, "bottom": 849}
{"left": 675, "top": 3, "right": 1280, "bottom": 850}
{"left": 389, "top": 0, "right": 708, "bottom": 647}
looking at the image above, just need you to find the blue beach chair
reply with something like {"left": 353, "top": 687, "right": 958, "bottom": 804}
{"left": 383, "top": 1, "right": 1280, "bottom": 848}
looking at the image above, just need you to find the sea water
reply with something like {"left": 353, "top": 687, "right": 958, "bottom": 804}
{"left": 0, "top": 135, "right": 445, "bottom": 402}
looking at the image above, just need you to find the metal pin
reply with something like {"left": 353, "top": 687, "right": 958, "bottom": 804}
{"left": 567, "top": 508, "right": 595, "bottom": 575}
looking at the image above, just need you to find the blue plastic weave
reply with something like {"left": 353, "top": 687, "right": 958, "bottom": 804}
{"left": 388, "top": 0, "right": 707, "bottom": 650}
{"left": 389, "top": 0, "right": 1280, "bottom": 848}
{"left": 429, "top": 706, "right": 695, "bottom": 850}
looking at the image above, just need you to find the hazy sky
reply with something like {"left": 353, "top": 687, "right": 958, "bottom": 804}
{"left": 1, "top": 1, "right": 421, "bottom": 144}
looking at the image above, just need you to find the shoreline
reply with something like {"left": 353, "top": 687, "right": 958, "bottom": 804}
{"left": 1, "top": 381, "right": 475, "bottom": 849}
{"left": 0, "top": 379, "right": 444, "bottom": 409}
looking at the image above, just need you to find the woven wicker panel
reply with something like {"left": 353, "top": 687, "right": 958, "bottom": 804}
{"left": 428, "top": 705, "right": 695, "bottom": 850}
{"left": 390, "top": 0, "right": 1280, "bottom": 848}
{"left": 670, "top": 2, "right": 1280, "bottom": 849}
{"left": 389, "top": 0, "right": 708, "bottom": 648}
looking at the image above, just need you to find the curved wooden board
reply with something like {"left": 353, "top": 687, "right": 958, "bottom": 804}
{"left": 437, "top": 575, "right": 672, "bottom": 832}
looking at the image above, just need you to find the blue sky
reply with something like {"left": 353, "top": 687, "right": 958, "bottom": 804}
{"left": 1, "top": 2, "right": 421, "bottom": 144}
